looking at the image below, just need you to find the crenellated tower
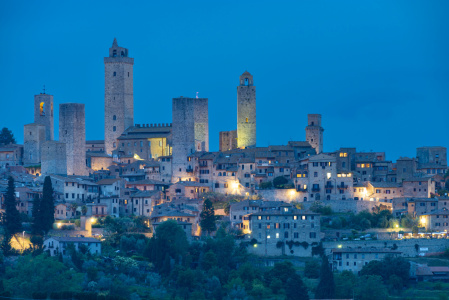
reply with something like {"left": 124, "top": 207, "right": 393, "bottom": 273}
{"left": 305, "top": 114, "right": 324, "bottom": 154}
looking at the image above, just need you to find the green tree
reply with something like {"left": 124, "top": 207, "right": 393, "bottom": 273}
{"left": 40, "top": 176, "right": 55, "bottom": 233}
{"left": 315, "top": 256, "right": 335, "bottom": 299}
{"left": 202, "top": 250, "right": 218, "bottom": 271}
{"left": 264, "top": 261, "right": 296, "bottom": 287}
{"left": 31, "top": 194, "right": 42, "bottom": 235}
{"left": 354, "top": 275, "right": 388, "bottom": 300}
{"left": 304, "top": 260, "right": 320, "bottom": 279}
{"left": 3, "top": 254, "right": 83, "bottom": 297}
{"left": 200, "top": 199, "right": 216, "bottom": 235}
{"left": 3, "top": 176, "right": 21, "bottom": 235}
{"left": 0, "top": 128, "right": 16, "bottom": 145}
{"left": 273, "top": 176, "right": 288, "bottom": 188}
{"left": 335, "top": 270, "right": 356, "bottom": 299}
{"left": 286, "top": 273, "right": 309, "bottom": 300}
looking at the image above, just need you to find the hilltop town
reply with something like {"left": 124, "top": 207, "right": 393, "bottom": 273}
{"left": 1, "top": 39, "right": 449, "bottom": 299}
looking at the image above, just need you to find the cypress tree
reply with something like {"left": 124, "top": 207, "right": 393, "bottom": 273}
{"left": 4, "top": 176, "right": 21, "bottom": 235}
{"left": 40, "top": 176, "right": 55, "bottom": 233}
{"left": 31, "top": 194, "right": 42, "bottom": 235}
{"left": 286, "top": 273, "right": 309, "bottom": 300}
{"left": 315, "top": 256, "right": 335, "bottom": 299}
{"left": 200, "top": 198, "right": 216, "bottom": 235}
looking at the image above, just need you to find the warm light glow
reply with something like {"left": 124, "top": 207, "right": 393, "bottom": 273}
{"left": 231, "top": 181, "right": 239, "bottom": 190}
{"left": 327, "top": 173, "right": 331, "bottom": 179}
{"left": 133, "top": 154, "right": 143, "bottom": 160}
{"left": 395, "top": 224, "right": 399, "bottom": 228}
{"left": 57, "top": 222, "right": 62, "bottom": 228}
{"left": 290, "top": 190, "right": 296, "bottom": 196}
{"left": 421, "top": 217, "right": 427, "bottom": 225}
{"left": 338, "top": 244, "right": 342, "bottom": 248}
{"left": 90, "top": 217, "right": 96, "bottom": 224}
{"left": 253, "top": 244, "right": 257, "bottom": 248}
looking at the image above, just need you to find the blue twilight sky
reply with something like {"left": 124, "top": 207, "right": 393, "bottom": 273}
{"left": 1, "top": 1, "right": 448, "bottom": 161}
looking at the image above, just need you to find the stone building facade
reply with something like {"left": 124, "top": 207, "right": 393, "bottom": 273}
{"left": 34, "top": 93, "right": 54, "bottom": 141}
{"left": 237, "top": 71, "right": 256, "bottom": 148}
{"left": 219, "top": 130, "right": 237, "bottom": 152}
{"left": 59, "top": 103, "right": 87, "bottom": 176}
{"left": 171, "top": 96, "right": 209, "bottom": 182}
{"left": 305, "top": 114, "right": 323, "bottom": 154}
{"left": 23, "top": 123, "right": 46, "bottom": 166}
{"left": 104, "top": 38, "right": 134, "bottom": 155}
{"left": 331, "top": 248, "right": 401, "bottom": 273}
{"left": 41, "top": 141, "right": 67, "bottom": 175}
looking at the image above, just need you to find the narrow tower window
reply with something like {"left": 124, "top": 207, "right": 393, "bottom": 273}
{"left": 245, "top": 78, "right": 249, "bottom": 86}
{"left": 113, "top": 50, "right": 117, "bottom": 57}
{"left": 40, "top": 102, "right": 45, "bottom": 116}
{"left": 128, "top": 72, "right": 130, "bottom": 77}
{"left": 121, "top": 51, "right": 125, "bottom": 57}
{"left": 113, "top": 72, "right": 116, "bottom": 77}
{"left": 113, "top": 115, "right": 116, "bottom": 120}
{"left": 113, "top": 126, "right": 116, "bottom": 132}
{"left": 246, "top": 118, "right": 248, "bottom": 123}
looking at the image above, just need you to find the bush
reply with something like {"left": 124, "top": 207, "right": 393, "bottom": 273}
{"left": 273, "top": 176, "right": 288, "bottom": 188}
{"left": 259, "top": 181, "right": 272, "bottom": 189}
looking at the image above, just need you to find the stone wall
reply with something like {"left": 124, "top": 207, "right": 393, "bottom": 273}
{"left": 34, "top": 93, "right": 54, "bottom": 141}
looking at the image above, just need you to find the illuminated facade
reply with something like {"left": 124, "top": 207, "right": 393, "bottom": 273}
{"left": 237, "top": 71, "right": 256, "bottom": 148}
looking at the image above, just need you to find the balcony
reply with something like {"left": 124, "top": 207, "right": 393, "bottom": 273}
{"left": 186, "top": 167, "right": 194, "bottom": 173}
{"left": 325, "top": 184, "right": 334, "bottom": 189}
{"left": 297, "top": 187, "right": 307, "bottom": 192}
{"left": 338, "top": 185, "right": 349, "bottom": 189}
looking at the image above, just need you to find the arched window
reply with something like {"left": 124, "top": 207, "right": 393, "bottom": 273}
{"left": 245, "top": 78, "right": 249, "bottom": 86}
{"left": 113, "top": 126, "right": 116, "bottom": 132}
{"left": 40, "top": 102, "right": 45, "bottom": 116}
{"left": 218, "top": 172, "right": 222, "bottom": 176}
{"left": 245, "top": 117, "right": 248, "bottom": 123}
{"left": 113, "top": 142, "right": 116, "bottom": 147}
{"left": 121, "top": 51, "right": 124, "bottom": 57}
{"left": 113, "top": 50, "right": 117, "bottom": 57}
{"left": 113, "top": 72, "right": 116, "bottom": 77}
{"left": 113, "top": 115, "right": 116, "bottom": 120}
{"left": 113, "top": 207, "right": 117, "bottom": 213}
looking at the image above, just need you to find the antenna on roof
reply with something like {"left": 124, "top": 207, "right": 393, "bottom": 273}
{"left": 43, "top": 85, "right": 46, "bottom": 94}
{"left": 196, "top": 92, "right": 199, "bottom": 99}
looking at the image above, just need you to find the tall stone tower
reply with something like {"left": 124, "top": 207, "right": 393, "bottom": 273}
{"left": 305, "top": 114, "right": 324, "bottom": 154}
{"left": 23, "top": 123, "right": 46, "bottom": 165}
{"left": 41, "top": 141, "right": 67, "bottom": 175}
{"left": 237, "top": 71, "right": 256, "bottom": 148}
{"left": 34, "top": 93, "right": 54, "bottom": 141}
{"left": 104, "top": 38, "right": 134, "bottom": 155}
{"left": 171, "top": 97, "right": 209, "bottom": 182}
{"left": 59, "top": 103, "right": 87, "bottom": 175}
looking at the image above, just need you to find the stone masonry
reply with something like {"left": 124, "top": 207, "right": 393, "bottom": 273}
{"left": 59, "top": 103, "right": 87, "bottom": 176}
{"left": 305, "top": 114, "right": 324, "bottom": 154}
{"left": 171, "top": 97, "right": 209, "bottom": 182}
{"left": 23, "top": 123, "right": 46, "bottom": 165}
{"left": 41, "top": 141, "right": 67, "bottom": 175}
{"left": 219, "top": 130, "right": 237, "bottom": 152}
{"left": 104, "top": 38, "right": 134, "bottom": 155}
{"left": 237, "top": 71, "right": 256, "bottom": 148}
{"left": 34, "top": 93, "right": 54, "bottom": 141}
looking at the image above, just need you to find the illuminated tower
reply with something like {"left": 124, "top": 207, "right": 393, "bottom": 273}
{"left": 237, "top": 71, "right": 256, "bottom": 148}
{"left": 104, "top": 38, "right": 134, "bottom": 155}
{"left": 306, "top": 114, "right": 324, "bottom": 154}
{"left": 34, "top": 93, "right": 54, "bottom": 141}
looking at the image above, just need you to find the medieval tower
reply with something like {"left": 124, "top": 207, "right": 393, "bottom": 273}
{"left": 59, "top": 103, "right": 87, "bottom": 176}
{"left": 305, "top": 114, "right": 324, "bottom": 154}
{"left": 237, "top": 71, "right": 256, "bottom": 148}
{"left": 41, "top": 141, "right": 67, "bottom": 175}
{"left": 104, "top": 38, "right": 134, "bottom": 155}
{"left": 34, "top": 93, "right": 54, "bottom": 141}
{"left": 23, "top": 123, "right": 46, "bottom": 165}
{"left": 171, "top": 96, "right": 209, "bottom": 182}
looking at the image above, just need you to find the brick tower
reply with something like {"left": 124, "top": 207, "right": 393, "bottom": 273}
{"left": 104, "top": 38, "right": 134, "bottom": 155}
{"left": 237, "top": 71, "right": 256, "bottom": 148}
